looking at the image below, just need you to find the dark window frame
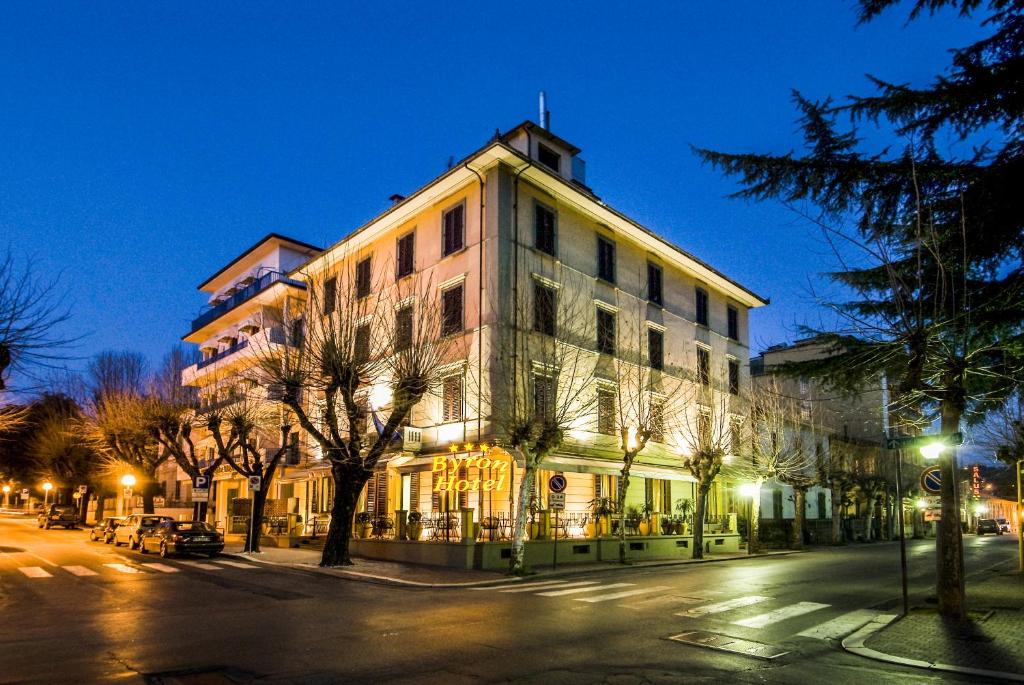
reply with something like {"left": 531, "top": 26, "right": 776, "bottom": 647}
{"left": 537, "top": 143, "right": 560, "bottom": 172}
{"left": 323, "top": 277, "right": 337, "bottom": 315}
{"left": 534, "top": 201, "right": 557, "bottom": 256}
{"left": 354, "top": 323, "right": 370, "bottom": 364}
{"left": 442, "top": 374, "right": 463, "bottom": 423}
{"left": 728, "top": 359, "right": 740, "bottom": 395}
{"left": 596, "top": 307, "right": 616, "bottom": 355}
{"left": 648, "top": 328, "right": 664, "bottom": 370}
{"left": 395, "top": 304, "right": 414, "bottom": 351}
{"left": 597, "top": 388, "right": 616, "bottom": 435}
{"left": 441, "top": 283, "right": 465, "bottom": 337}
{"left": 647, "top": 262, "right": 663, "bottom": 306}
{"left": 727, "top": 305, "right": 739, "bottom": 341}
{"left": 533, "top": 282, "right": 556, "bottom": 336}
{"left": 697, "top": 346, "right": 710, "bottom": 386}
{"left": 396, "top": 231, "right": 415, "bottom": 280}
{"left": 533, "top": 374, "right": 555, "bottom": 421}
{"left": 695, "top": 287, "right": 709, "bottom": 327}
{"left": 442, "top": 202, "right": 466, "bottom": 257}
{"left": 597, "top": 235, "right": 616, "bottom": 284}
{"left": 356, "top": 257, "right": 372, "bottom": 299}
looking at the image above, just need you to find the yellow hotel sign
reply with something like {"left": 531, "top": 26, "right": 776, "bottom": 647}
{"left": 432, "top": 450, "right": 509, "bottom": 493}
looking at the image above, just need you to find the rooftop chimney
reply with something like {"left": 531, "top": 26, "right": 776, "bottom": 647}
{"left": 389, "top": 194, "right": 405, "bottom": 204}
{"left": 539, "top": 91, "right": 550, "bottom": 130}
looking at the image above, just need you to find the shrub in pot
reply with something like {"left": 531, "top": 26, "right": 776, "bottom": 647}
{"left": 407, "top": 511, "right": 423, "bottom": 540}
{"left": 355, "top": 512, "right": 371, "bottom": 539}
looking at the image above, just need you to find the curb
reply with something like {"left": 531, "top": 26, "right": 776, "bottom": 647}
{"left": 842, "top": 613, "right": 1024, "bottom": 683}
{"left": 224, "top": 548, "right": 805, "bottom": 589}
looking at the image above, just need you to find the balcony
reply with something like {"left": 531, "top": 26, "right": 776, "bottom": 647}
{"left": 184, "top": 327, "right": 288, "bottom": 386}
{"left": 189, "top": 271, "right": 305, "bottom": 335}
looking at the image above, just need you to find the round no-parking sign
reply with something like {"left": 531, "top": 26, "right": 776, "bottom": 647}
{"left": 920, "top": 466, "right": 942, "bottom": 494}
{"left": 548, "top": 474, "right": 567, "bottom": 493}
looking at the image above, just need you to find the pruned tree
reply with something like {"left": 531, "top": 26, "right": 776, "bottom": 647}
{"left": 252, "top": 258, "right": 455, "bottom": 567}
{"left": 28, "top": 395, "right": 99, "bottom": 521}
{"left": 492, "top": 269, "right": 597, "bottom": 574}
{"left": 677, "top": 381, "right": 735, "bottom": 560}
{"left": 0, "top": 248, "right": 76, "bottom": 392}
{"left": 819, "top": 437, "right": 857, "bottom": 544}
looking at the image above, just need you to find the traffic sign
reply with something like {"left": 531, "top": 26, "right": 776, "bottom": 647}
{"left": 549, "top": 492, "right": 565, "bottom": 510}
{"left": 194, "top": 475, "right": 209, "bottom": 489}
{"left": 886, "top": 432, "right": 963, "bottom": 451}
{"left": 248, "top": 475, "right": 262, "bottom": 492}
{"left": 20, "top": 489, "right": 29, "bottom": 497}
{"left": 920, "top": 466, "right": 942, "bottom": 494}
{"left": 192, "top": 488, "right": 209, "bottom": 503}
{"left": 548, "top": 474, "right": 567, "bottom": 494}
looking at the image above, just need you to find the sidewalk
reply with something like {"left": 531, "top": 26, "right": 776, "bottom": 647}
{"left": 844, "top": 567, "right": 1024, "bottom": 682}
{"left": 223, "top": 542, "right": 801, "bottom": 587}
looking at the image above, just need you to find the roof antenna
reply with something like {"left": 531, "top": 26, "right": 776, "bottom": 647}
{"left": 447, "top": 155, "right": 454, "bottom": 169}
{"left": 539, "top": 91, "right": 550, "bottom": 130}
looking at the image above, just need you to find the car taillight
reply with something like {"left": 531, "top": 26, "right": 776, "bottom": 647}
{"left": 171, "top": 534, "right": 183, "bottom": 541}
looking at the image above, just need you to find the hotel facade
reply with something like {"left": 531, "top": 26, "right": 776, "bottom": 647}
{"left": 174, "top": 121, "right": 769, "bottom": 568}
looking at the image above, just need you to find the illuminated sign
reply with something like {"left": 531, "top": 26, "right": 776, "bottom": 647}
{"left": 433, "top": 444, "right": 509, "bottom": 493}
{"left": 972, "top": 464, "right": 981, "bottom": 497}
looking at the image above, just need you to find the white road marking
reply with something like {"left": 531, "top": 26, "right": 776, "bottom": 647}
{"left": 177, "top": 561, "right": 223, "bottom": 571}
{"left": 62, "top": 565, "right": 99, "bottom": 576}
{"left": 733, "top": 601, "right": 831, "bottom": 628}
{"left": 537, "top": 582, "right": 634, "bottom": 597}
{"left": 497, "top": 581, "right": 598, "bottom": 589}
{"left": 103, "top": 563, "right": 144, "bottom": 574}
{"left": 472, "top": 580, "right": 567, "bottom": 592}
{"left": 18, "top": 566, "right": 53, "bottom": 578}
{"left": 797, "top": 609, "right": 880, "bottom": 640}
{"left": 678, "top": 595, "right": 772, "bottom": 617}
{"left": 575, "top": 586, "right": 671, "bottom": 603}
{"left": 211, "top": 560, "right": 258, "bottom": 569}
{"left": 141, "top": 563, "right": 179, "bottom": 573}
{"left": 620, "top": 595, "right": 705, "bottom": 610}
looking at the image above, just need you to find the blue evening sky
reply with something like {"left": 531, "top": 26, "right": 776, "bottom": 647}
{"left": 0, "top": 1, "right": 987, "bottom": 379}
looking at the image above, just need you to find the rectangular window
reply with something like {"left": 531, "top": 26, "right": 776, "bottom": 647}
{"left": 441, "top": 284, "right": 464, "bottom": 337}
{"left": 727, "top": 305, "right": 739, "bottom": 341}
{"left": 291, "top": 318, "right": 305, "bottom": 347}
{"left": 647, "top": 263, "right": 663, "bottom": 306}
{"left": 648, "top": 329, "right": 664, "bottom": 371}
{"left": 396, "top": 232, "right": 415, "bottom": 279}
{"left": 356, "top": 258, "right": 372, "bottom": 299}
{"left": 442, "top": 203, "right": 465, "bottom": 257}
{"left": 533, "top": 283, "right": 556, "bottom": 336}
{"left": 442, "top": 375, "right": 463, "bottom": 423}
{"left": 728, "top": 359, "right": 740, "bottom": 395}
{"left": 597, "top": 389, "right": 616, "bottom": 435}
{"left": 537, "top": 143, "right": 560, "bottom": 172}
{"left": 596, "top": 308, "right": 616, "bottom": 355}
{"left": 354, "top": 323, "right": 370, "bottom": 364}
{"left": 323, "top": 277, "right": 337, "bottom": 315}
{"left": 597, "top": 236, "right": 616, "bottom": 283}
{"left": 395, "top": 305, "right": 413, "bottom": 351}
{"left": 730, "top": 418, "right": 742, "bottom": 455}
{"left": 535, "top": 203, "right": 556, "bottom": 256}
{"left": 695, "top": 288, "right": 709, "bottom": 326}
{"left": 697, "top": 347, "right": 710, "bottom": 386}
{"left": 697, "top": 411, "right": 711, "bottom": 445}
{"left": 534, "top": 375, "right": 554, "bottom": 420}
{"left": 650, "top": 401, "right": 664, "bottom": 443}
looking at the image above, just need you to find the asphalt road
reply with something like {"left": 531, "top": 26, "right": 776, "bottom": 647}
{"left": 0, "top": 514, "right": 1018, "bottom": 684}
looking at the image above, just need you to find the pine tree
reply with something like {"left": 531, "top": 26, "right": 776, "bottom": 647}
{"left": 695, "top": 0, "right": 1023, "bottom": 620}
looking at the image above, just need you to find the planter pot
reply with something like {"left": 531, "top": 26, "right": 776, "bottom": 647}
{"left": 638, "top": 521, "right": 651, "bottom": 536}
{"left": 357, "top": 524, "right": 372, "bottom": 539}
{"left": 407, "top": 523, "right": 422, "bottom": 540}
{"left": 662, "top": 520, "right": 675, "bottom": 535}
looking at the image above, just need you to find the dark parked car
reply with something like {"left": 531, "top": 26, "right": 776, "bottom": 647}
{"left": 139, "top": 520, "right": 224, "bottom": 558}
{"left": 37, "top": 504, "right": 79, "bottom": 529}
{"left": 976, "top": 518, "right": 1002, "bottom": 536}
{"left": 113, "top": 514, "right": 173, "bottom": 549}
{"left": 89, "top": 516, "right": 125, "bottom": 543}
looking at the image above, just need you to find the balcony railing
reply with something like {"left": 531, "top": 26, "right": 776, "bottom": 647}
{"left": 190, "top": 271, "right": 305, "bottom": 334}
{"left": 194, "top": 327, "right": 287, "bottom": 370}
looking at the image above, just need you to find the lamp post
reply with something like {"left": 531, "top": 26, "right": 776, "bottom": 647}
{"left": 121, "top": 474, "right": 136, "bottom": 516}
{"left": 739, "top": 483, "right": 759, "bottom": 555}
{"left": 42, "top": 481, "right": 53, "bottom": 507}
{"left": 2, "top": 484, "right": 9, "bottom": 508}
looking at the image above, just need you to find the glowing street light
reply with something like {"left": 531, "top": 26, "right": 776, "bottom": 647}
{"left": 42, "top": 481, "right": 53, "bottom": 506}
{"left": 975, "top": 503, "right": 989, "bottom": 515}
{"left": 920, "top": 441, "right": 945, "bottom": 460}
{"left": 738, "top": 483, "right": 760, "bottom": 555}
{"left": 916, "top": 498, "right": 928, "bottom": 510}
{"left": 2, "top": 484, "right": 10, "bottom": 508}
{"left": 121, "top": 474, "right": 136, "bottom": 516}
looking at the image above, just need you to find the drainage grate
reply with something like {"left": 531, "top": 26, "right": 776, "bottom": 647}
{"left": 668, "top": 630, "right": 789, "bottom": 660}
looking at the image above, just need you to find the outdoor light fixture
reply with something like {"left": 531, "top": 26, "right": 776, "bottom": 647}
{"left": 976, "top": 504, "right": 989, "bottom": 515}
{"left": 121, "top": 474, "right": 136, "bottom": 488}
{"left": 916, "top": 498, "right": 928, "bottom": 509}
{"left": 121, "top": 474, "right": 136, "bottom": 516}
{"left": 919, "top": 441, "right": 945, "bottom": 460}
{"left": 42, "top": 481, "right": 53, "bottom": 506}
{"left": 738, "top": 483, "right": 759, "bottom": 498}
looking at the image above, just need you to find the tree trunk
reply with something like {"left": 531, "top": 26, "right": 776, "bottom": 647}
{"left": 141, "top": 485, "right": 155, "bottom": 514}
{"left": 748, "top": 479, "right": 763, "bottom": 553}
{"left": 830, "top": 482, "right": 843, "bottom": 544}
{"left": 692, "top": 480, "right": 710, "bottom": 560}
{"left": 244, "top": 487, "right": 271, "bottom": 553}
{"left": 936, "top": 402, "right": 967, "bottom": 621}
{"left": 863, "top": 495, "right": 876, "bottom": 542}
{"left": 95, "top": 494, "right": 106, "bottom": 523}
{"left": 509, "top": 461, "right": 535, "bottom": 575}
{"left": 790, "top": 487, "right": 806, "bottom": 550}
{"left": 320, "top": 467, "right": 364, "bottom": 567}
{"left": 617, "top": 466, "right": 633, "bottom": 564}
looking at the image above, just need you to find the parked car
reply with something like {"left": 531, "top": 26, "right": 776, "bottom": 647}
{"left": 113, "top": 514, "right": 173, "bottom": 549}
{"left": 37, "top": 504, "right": 80, "bottom": 529}
{"left": 997, "top": 518, "right": 1011, "bottom": 534}
{"left": 139, "top": 520, "right": 224, "bottom": 558}
{"left": 89, "top": 516, "right": 125, "bottom": 543}
{"left": 976, "top": 518, "right": 1002, "bottom": 536}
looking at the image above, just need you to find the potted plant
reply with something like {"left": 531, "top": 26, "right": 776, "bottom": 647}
{"left": 625, "top": 505, "right": 642, "bottom": 536}
{"left": 406, "top": 511, "right": 423, "bottom": 540}
{"left": 355, "top": 512, "right": 371, "bottom": 539}
{"left": 675, "top": 498, "right": 694, "bottom": 535}
{"left": 589, "top": 497, "right": 616, "bottom": 536}
{"left": 661, "top": 514, "right": 675, "bottom": 535}
{"left": 638, "top": 501, "right": 655, "bottom": 536}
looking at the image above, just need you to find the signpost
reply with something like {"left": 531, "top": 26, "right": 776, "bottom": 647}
{"left": 21, "top": 488, "right": 29, "bottom": 512}
{"left": 192, "top": 475, "right": 210, "bottom": 503}
{"left": 548, "top": 475, "right": 567, "bottom": 570}
{"left": 920, "top": 466, "right": 942, "bottom": 495}
{"left": 246, "top": 476, "right": 262, "bottom": 554}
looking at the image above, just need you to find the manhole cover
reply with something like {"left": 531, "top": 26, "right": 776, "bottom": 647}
{"left": 668, "top": 630, "right": 789, "bottom": 660}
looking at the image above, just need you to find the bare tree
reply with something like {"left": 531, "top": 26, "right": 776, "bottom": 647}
{"left": 0, "top": 249, "right": 76, "bottom": 392}
{"left": 819, "top": 437, "right": 857, "bottom": 544}
{"left": 491, "top": 270, "right": 597, "bottom": 574}
{"left": 252, "top": 258, "right": 455, "bottom": 566}
{"left": 29, "top": 396, "right": 99, "bottom": 521}
{"left": 88, "top": 351, "right": 148, "bottom": 404}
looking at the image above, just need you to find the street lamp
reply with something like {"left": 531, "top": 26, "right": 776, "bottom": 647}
{"left": 2, "top": 484, "right": 10, "bottom": 508}
{"left": 42, "top": 481, "right": 53, "bottom": 507}
{"left": 121, "top": 474, "right": 136, "bottom": 516}
{"left": 738, "top": 483, "right": 759, "bottom": 555}
{"left": 920, "top": 441, "right": 945, "bottom": 460}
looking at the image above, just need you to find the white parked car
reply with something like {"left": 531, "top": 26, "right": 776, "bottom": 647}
{"left": 113, "top": 514, "right": 173, "bottom": 550}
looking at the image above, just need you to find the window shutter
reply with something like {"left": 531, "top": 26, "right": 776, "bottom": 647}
{"left": 594, "top": 474, "right": 602, "bottom": 499}
{"left": 410, "top": 472, "right": 420, "bottom": 512}
{"left": 366, "top": 477, "right": 377, "bottom": 515}
{"left": 431, "top": 470, "right": 441, "bottom": 511}
{"left": 376, "top": 472, "right": 388, "bottom": 516}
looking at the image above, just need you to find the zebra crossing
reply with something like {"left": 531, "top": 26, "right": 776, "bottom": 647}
{"left": 473, "top": 580, "right": 894, "bottom": 643}
{"left": 4, "top": 557, "right": 260, "bottom": 580}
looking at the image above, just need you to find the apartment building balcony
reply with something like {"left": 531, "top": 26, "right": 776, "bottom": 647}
{"left": 183, "top": 326, "right": 288, "bottom": 386}
{"left": 187, "top": 270, "right": 305, "bottom": 339}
